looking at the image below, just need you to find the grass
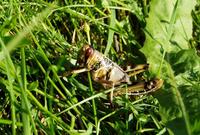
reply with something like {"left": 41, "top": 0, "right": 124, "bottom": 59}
{"left": 0, "top": 0, "right": 200, "bottom": 135}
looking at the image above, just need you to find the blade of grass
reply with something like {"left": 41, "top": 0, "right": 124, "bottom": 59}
{"left": 49, "top": 84, "right": 55, "bottom": 135}
{"left": 96, "top": 111, "right": 117, "bottom": 135}
{"left": 56, "top": 86, "right": 117, "bottom": 116}
{"left": 84, "top": 21, "right": 97, "bottom": 129}
{"left": 125, "top": 85, "right": 128, "bottom": 130}
{"left": 167, "top": 63, "right": 192, "bottom": 135}
{"left": 87, "top": 72, "right": 98, "bottom": 131}
{"left": 104, "top": 5, "right": 116, "bottom": 55}
{"left": 20, "top": 48, "right": 32, "bottom": 135}
{"left": 0, "top": 38, "right": 16, "bottom": 135}
{"left": 0, "top": 119, "right": 22, "bottom": 127}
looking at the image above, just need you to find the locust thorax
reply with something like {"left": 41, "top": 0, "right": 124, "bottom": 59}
{"left": 77, "top": 45, "right": 94, "bottom": 67}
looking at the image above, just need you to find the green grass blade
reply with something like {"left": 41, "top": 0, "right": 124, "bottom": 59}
{"left": 87, "top": 72, "right": 98, "bottom": 131}
{"left": 0, "top": 37, "right": 16, "bottom": 135}
{"left": 20, "top": 48, "right": 32, "bottom": 135}
{"left": 104, "top": 6, "right": 116, "bottom": 55}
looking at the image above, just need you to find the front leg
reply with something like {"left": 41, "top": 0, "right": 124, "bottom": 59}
{"left": 92, "top": 77, "right": 113, "bottom": 88}
{"left": 63, "top": 68, "right": 88, "bottom": 76}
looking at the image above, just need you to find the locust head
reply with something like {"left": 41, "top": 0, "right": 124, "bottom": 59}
{"left": 77, "top": 45, "right": 94, "bottom": 67}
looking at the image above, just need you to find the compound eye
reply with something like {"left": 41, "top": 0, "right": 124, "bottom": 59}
{"left": 85, "top": 47, "right": 93, "bottom": 60}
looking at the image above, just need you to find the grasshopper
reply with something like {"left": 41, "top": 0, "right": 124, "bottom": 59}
{"left": 67, "top": 45, "right": 163, "bottom": 102}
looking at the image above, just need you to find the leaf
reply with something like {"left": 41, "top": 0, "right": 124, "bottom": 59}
{"left": 140, "top": 0, "right": 197, "bottom": 134}
{"left": 169, "top": 49, "right": 200, "bottom": 75}
{"left": 27, "top": 81, "right": 39, "bottom": 91}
